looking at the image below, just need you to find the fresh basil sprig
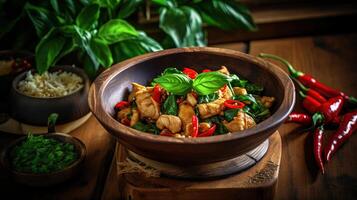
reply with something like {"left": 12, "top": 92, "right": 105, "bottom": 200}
{"left": 193, "top": 71, "right": 230, "bottom": 95}
{"left": 153, "top": 73, "right": 193, "bottom": 95}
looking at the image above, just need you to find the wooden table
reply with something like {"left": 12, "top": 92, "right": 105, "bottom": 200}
{"left": 0, "top": 33, "right": 356, "bottom": 199}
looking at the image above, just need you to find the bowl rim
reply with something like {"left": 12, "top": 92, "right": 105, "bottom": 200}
{"left": 89, "top": 47, "right": 295, "bottom": 144}
{"left": 0, "top": 132, "right": 86, "bottom": 176}
{"left": 11, "top": 65, "right": 89, "bottom": 100}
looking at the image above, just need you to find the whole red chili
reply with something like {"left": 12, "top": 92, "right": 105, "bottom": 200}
{"left": 182, "top": 68, "right": 198, "bottom": 79}
{"left": 313, "top": 125, "right": 325, "bottom": 174}
{"left": 299, "top": 91, "right": 321, "bottom": 114}
{"left": 152, "top": 84, "right": 163, "bottom": 103}
{"left": 313, "top": 96, "right": 344, "bottom": 125}
{"left": 294, "top": 78, "right": 327, "bottom": 103}
{"left": 285, "top": 112, "right": 312, "bottom": 125}
{"left": 224, "top": 100, "right": 245, "bottom": 109}
{"left": 198, "top": 124, "right": 217, "bottom": 137}
{"left": 259, "top": 53, "right": 357, "bottom": 104}
{"left": 191, "top": 115, "right": 199, "bottom": 137}
{"left": 324, "top": 111, "right": 357, "bottom": 161}
{"left": 114, "top": 101, "right": 130, "bottom": 110}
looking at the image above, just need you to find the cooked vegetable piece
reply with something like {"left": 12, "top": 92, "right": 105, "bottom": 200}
{"left": 162, "top": 95, "right": 178, "bottom": 115}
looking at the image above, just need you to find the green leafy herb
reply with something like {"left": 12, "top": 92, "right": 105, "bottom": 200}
{"left": 154, "top": 73, "right": 192, "bottom": 95}
{"left": 75, "top": 4, "right": 100, "bottom": 30}
{"left": 198, "top": 92, "right": 219, "bottom": 104}
{"left": 162, "top": 67, "right": 184, "bottom": 76}
{"left": 98, "top": 19, "right": 138, "bottom": 44}
{"left": 224, "top": 109, "right": 240, "bottom": 122}
{"left": 132, "top": 121, "right": 160, "bottom": 134}
{"left": 117, "top": 0, "right": 143, "bottom": 19}
{"left": 205, "top": 116, "right": 229, "bottom": 135}
{"left": 162, "top": 95, "right": 178, "bottom": 115}
{"left": 193, "top": 71, "right": 229, "bottom": 95}
{"left": 245, "top": 83, "right": 264, "bottom": 95}
{"left": 10, "top": 135, "right": 77, "bottom": 174}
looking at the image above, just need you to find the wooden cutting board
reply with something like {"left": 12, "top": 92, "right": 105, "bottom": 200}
{"left": 102, "top": 131, "right": 282, "bottom": 200}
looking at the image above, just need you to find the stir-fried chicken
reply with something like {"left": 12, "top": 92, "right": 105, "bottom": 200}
{"left": 130, "top": 108, "right": 140, "bottom": 127}
{"left": 197, "top": 98, "right": 226, "bottom": 119}
{"left": 233, "top": 87, "right": 247, "bottom": 96}
{"left": 156, "top": 115, "right": 182, "bottom": 133}
{"left": 178, "top": 102, "right": 195, "bottom": 125}
{"left": 135, "top": 88, "right": 160, "bottom": 120}
{"left": 223, "top": 111, "right": 256, "bottom": 132}
{"left": 260, "top": 96, "right": 275, "bottom": 108}
{"left": 218, "top": 66, "right": 230, "bottom": 75}
{"left": 186, "top": 92, "right": 197, "bottom": 107}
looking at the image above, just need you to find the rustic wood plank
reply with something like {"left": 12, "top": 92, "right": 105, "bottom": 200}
{"left": 249, "top": 33, "right": 357, "bottom": 200}
{"left": 0, "top": 116, "right": 116, "bottom": 199}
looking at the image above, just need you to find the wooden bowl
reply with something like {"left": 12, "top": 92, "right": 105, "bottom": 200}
{"left": 0, "top": 133, "right": 86, "bottom": 187}
{"left": 89, "top": 47, "right": 295, "bottom": 165}
{"left": 9, "top": 65, "right": 90, "bottom": 126}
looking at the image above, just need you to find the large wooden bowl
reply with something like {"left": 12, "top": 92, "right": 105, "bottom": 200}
{"left": 89, "top": 47, "right": 295, "bottom": 165}
{"left": 10, "top": 65, "right": 90, "bottom": 126}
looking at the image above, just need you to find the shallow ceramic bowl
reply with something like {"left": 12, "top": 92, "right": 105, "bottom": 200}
{"left": 89, "top": 47, "right": 295, "bottom": 165}
{"left": 0, "top": 133, "right": 86, "bottom": 187}
{"left": 10, "top": 65, "right": 90, "bottom": 125}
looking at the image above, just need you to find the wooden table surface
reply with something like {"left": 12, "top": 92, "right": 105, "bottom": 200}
{"left": 0, "top": 33, "right": 356, "bottom": 199}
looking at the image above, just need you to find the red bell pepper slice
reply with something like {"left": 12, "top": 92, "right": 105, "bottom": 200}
{"left": 191, "top": 115, "right": 199, "bottom": 137}
{"left": 224, "top": 100, "right": 245, "bottom": 109}
{"left": 202, "top": 69, "right": 211, "bottom": 73}
{"left": 115, "top": 101, "right": 130, "bottom": 110}
{"left": 198, "top": 124, "right": 217, "bottom": 137}
{"left": 183, "top": 68, "right": 198, "bottom": 79}
{"left": 152, "top": 84, "right": 162, "bottom": 103}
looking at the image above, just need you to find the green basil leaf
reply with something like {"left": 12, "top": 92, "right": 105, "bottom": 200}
{"left": 162, "top": 67, "right": 183, "bottom": 76}
{"left": 53, "top": 38, "right": 77, "bottom": 64}
{"left": 93, "top": 0, "right": 121, "bottom": 9}
{"left": 82, "top": 53, "right": 99, "bottom": 78}
{"left": 154, "top": 74, "right": 192, "bottom": 95}
{"left": 198, "top": 92, "right": 219, "bottom": 104}
{"left": 110, "top": 32, "right": 162, "bottom": 62}
{"left": 76, "top": 4, "right": 100, "bottom": 30}
{"left": 245, "top": 82, "right": 264, "bottom": 95}
{"left": 90, "top": 38, "right": 113, "bottom": 68}
{"left": 193, "top": 71, "right": 229, "bottom": 95}
{"left": 24, "top": 3, "right": 54, "bottom": 37}
{"left": 133, "top": 121, "right": 160, "bottom": 134}
{"left": 159, "top": 6, "right": 205, "bottom": 47}
{"left": 193, "top": 0, "right": 257, "bottom": 31}
{"left": 162, "top": 95, "right": 178, "bottom": 115}
{"left": 233, "top": 94, "right": 257, "bottom": 105}
{"left": 117, "top": 0, "right": 143, "bottom": 19}
{"left": 224, "top": 109, "right": 239, "bottom": 122}
{"left": 35, "top": 28, "right": 66, "bottom": 74}
{"left": 98, "top": 19, "right": 138, "bottom": 44}
{"left": 204, "top": 116, "right": 228, "bottom": 135}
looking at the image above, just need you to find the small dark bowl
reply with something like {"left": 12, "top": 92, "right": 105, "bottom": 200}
{"left": 0, "top": 133, "right": 86, "bottom": 187}
{"left": 0, "top": 50, "right": 34, "bottom": 114}
{"left": 89, "top": 47, "right": 295, "bottom": 165}
{"left": 10, "top": 65, "right": 90, "bottom": 125}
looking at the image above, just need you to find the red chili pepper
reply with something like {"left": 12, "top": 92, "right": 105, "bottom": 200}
{"left": 294, "top": 78, "right": 327, "bottom": 103}
{"left": 115, "top": 101, "right": 130, "bottom": 110}
{"left": 183, "top": 68, "right": 198, "bottom": 79}
{"left": 324, "top": 111, "right": 357, "bottom": 161}
{"left": 259, "top": 53, "right": 357, "bottom": 104}
{"left": 152, "top": 84, "right": 163, "bottom": 103}
{"left": 198, "top": 124, "right": 217, "bottom": 137}
{"left": 299, "top": 91, "right": 321, "bottom": 114}
{"left": 191, "top": 115, "right": 199, "bottom": 137}
{"left": 202, "top": 69, "right": 211, "bottom": 73}
{"left": 220, "top": 84, "right": 227, "bottom": 92}
{"left": 121, "top": 118, "right": 130, "bottom": 126}
{"left": 313, "top": 96, "right": 344, "bottom": 125}
{"left": 313, "top": 126, "right": 325, "bottom": 174}
{"left": 285, "top": 112, "right": 312, "bottom": 125}
{"left": 191, "top": 92, "right": 198, "bottom": 99}
{"left": 224, "top": 100, "right": 245, "bottom": 109}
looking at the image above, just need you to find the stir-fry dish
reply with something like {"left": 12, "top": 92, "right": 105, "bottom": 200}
{"left": 114, "top": 66, "right": 275, "bottom": 138}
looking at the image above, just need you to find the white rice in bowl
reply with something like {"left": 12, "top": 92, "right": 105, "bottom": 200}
{"left": 17, "top": 71, "right": 84, "bottom": 98}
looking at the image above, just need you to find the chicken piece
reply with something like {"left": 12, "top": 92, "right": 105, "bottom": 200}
{"left": 223, "top": 111, "right": 255, "bottom": 132}
{"left": 219, "top": 85, "right": 233, "bottom": 100}
{"left": 260, "top": 96, "right": 275, "bottom": 108}
{"left": 117, "top": 107, "right": 131, "bottom": 125}
{"left": 183, "top": 123, "right": 193, "bottom": 136}
{"left": 199, "top": 122, "right": 211, "bottom": 133}
{"left": 130, "top": 109, "right": 140, "bottom": 127}
{"left": 135, "top": 89, "right": 160, "bottom": 120}
{"left": 186, "top": 92, "right": 197, "bottom": 107}
{"left": 156, "top": 115, "right": 182, "bottom": 133}
{"left": 197, "top": 98, "right": 226, "bottom": 119}
{"left": 233, "top": 87, "right": 247, "bottom": 96}
{"left": 178, "top": 102, "right": 195, "bottom": 126}
{"left": 128, "top": 82, "right": 146, "bottom": 102}
{"left": 217, "top": 66, "right": 230, "bottom": 75}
